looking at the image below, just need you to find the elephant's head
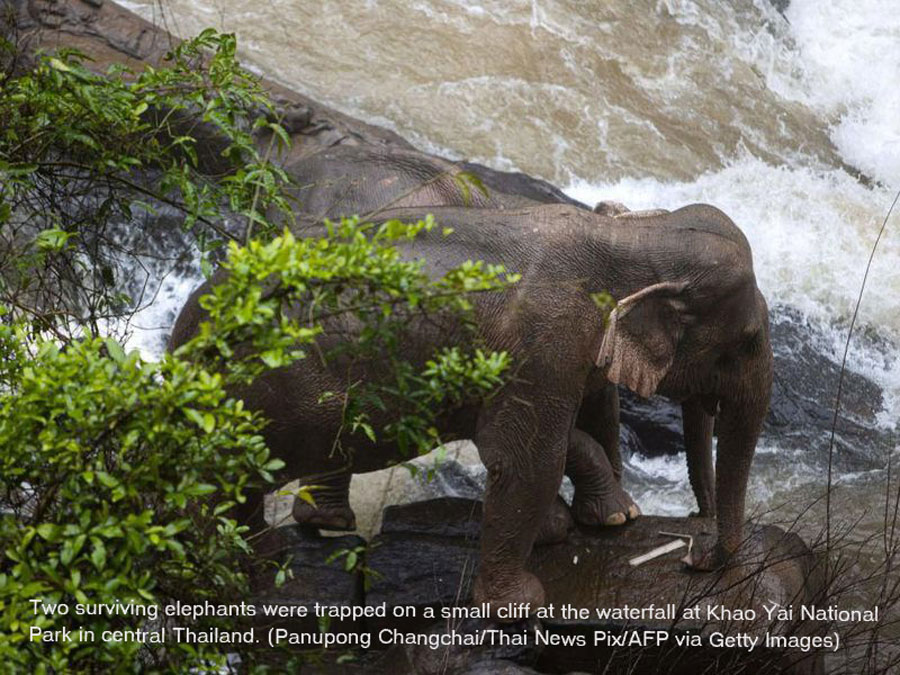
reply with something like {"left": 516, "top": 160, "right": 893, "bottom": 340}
{"left": 594, "top": 204, "right": 773, "bottom": 564}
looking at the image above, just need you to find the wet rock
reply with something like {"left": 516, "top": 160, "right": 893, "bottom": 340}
{"left": 366, "top": 532, "right": 479, "bottom": 629}
{"left": 765, "top": 307, "right": 892, "bottom": 471}
{"left": 618, "top": 390, "right": 684, "bottom": 458}
{"left": 529, "top": 515, "right": 825, "bottom": 674}
{"left": 401, "top": 457, "right": 486, "bottom": 501}
{"left": 369, "top": 498, "right": 824, "bottom": 675}
{"left": 251, "top": 525, "right": 365, "bottom": 634}
{"left": 381, "top": 496, "right": 483, "bottom": 539}
{"left": 768, "top": 308, "right": 883, "bottom": 426}
{"left": 366, "top": 498, "right": 478, "bottom": 628}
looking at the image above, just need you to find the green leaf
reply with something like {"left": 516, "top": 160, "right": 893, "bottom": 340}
{"left": 96, "top": 472, "right": 118, "bottom": 489}
{"left": 90, "top": 538, "right": 107, "bottom": 570}
{"left": 36, "top": 524, "right": 59, "bottom": 542}
{"left": 345, "top": 550, "right": 358, "bottom": 571}
{"left": 34, "top": 228, "right": 75, "bottom": 252}
{"left": 104, "top": 338, "right": 126, "bottom": 363}
{"left": 48, "top": 57, "right": 71, "bottom": 72}
{"left": 295, "top": 487, "right": 317, "bottom": 508}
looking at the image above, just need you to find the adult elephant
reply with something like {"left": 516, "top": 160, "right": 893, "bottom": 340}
{"left": 169, "top": 202, "right": 773, "bottom": 612}
{"left": 282, "top": 144, "right": 580, "bottom": 223}
{"left": 284, "top": 146, "right": 712, "bottom": 520}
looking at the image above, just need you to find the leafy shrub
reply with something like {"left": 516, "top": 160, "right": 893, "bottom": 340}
{"left": 0, "top": 29, "right": 292, "bottom": 339}
{"left": 0, "top": 214, "right": 514, "bottom": 672}
{"left": 0, "top": 23, "right": 515, "bottom": 671}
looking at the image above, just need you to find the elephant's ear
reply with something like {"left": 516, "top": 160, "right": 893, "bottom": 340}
{"left": 595, "top": 282, "right": 688, "bottom": 398}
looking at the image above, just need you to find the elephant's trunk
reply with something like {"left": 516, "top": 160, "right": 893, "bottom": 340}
{"left": 713, "top": 345, "right": 773, "bottom": 558}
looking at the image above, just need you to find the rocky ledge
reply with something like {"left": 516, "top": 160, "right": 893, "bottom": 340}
{"left": 254, "top": 497, "right": 826, "bottom": 674}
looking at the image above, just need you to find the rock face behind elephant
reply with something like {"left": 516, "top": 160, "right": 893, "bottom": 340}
{"left": 282, "top": 145, "right": 581, "bottom": 224}
{"left": 169, "top": 202, "right": 773, "bottom": 613}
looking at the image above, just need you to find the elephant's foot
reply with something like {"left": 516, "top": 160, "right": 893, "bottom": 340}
{"left": 566, "top": 428, "right": 639, "bottom": 527}
{"left": 534, "top": 496, "right": 574, "bottom": 545}
{"left": 292, "top": 498, "right": 356, "bottom": 531}
{"left": 686, "top": 540, "right": 732, "bottom": 572}
{"left": 572, "top": 483, "right": 640, "bottom": 527}
{"left": 291, "top": 470, "right": 356, "bottom": 531}
{"left": 472, "top": 570, "right": 545, "bottom": 621}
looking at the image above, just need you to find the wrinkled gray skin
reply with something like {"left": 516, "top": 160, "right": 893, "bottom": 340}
{"left": 282, "top": 145, "right": 639, "bottom": 526}
{"left": 170, "top": 203, "right": 773, "bottom": 613}
{"left": 283, "top": 145, "right": 575, "bottom": 224}
{"left": 590, "top": 202, "right": 717, "bottom": 517}
{"left": 284, "top": 146, "right": 717, "bottom": 520}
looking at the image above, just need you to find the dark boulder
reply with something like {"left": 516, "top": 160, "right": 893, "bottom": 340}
{"left": 618, "top": 389, "right": 684, "bottom": 458}
{"left": 251, "top": 526, "right": 366, "bottom": 634}
{"left": 765, "top": 307, "right": 890, "bottom": 472}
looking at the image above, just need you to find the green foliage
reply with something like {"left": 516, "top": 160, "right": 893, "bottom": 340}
{"left": 0, "top": 322, "right": 276, "bottom": 672}
{"left": 0, "top": 213, "right": 515, "bottom": 671}
{"left": 0, "top": 26, "right": 517, "bottom": 673}
{"left": 0, "top": 29, "right": 293, "bottom": 337}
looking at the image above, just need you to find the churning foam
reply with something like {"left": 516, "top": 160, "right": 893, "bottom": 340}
{"left": 782, "top": 0, "right": 900, "bottom": 186}
{"left": 565, "top": 0, "right": 900, "bottom": 424}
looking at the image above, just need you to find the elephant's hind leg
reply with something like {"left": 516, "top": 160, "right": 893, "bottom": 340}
{"left": 567, "top": 428, "right": 640, "bottom": 526}
{"left": 291, "top": 468, "right": 357, "bottom": 531}
{"left": 534, "top": 496, "right": 574, "bottom": 545}
{"left": 576, "top": 383, "right": 622, "bottom": 482}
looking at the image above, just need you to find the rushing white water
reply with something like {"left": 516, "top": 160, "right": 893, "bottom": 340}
{"left": 121, "top": 0, "right": 899, "bottom": 531}
{"left": 782, "top": 0, "right": 900, "bottom": 185}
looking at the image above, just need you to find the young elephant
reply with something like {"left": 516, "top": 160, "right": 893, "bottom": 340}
{"left": 169, "top": 203, "right": 773, "bottom": 613}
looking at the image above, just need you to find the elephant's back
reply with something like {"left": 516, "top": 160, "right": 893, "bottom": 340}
{"left": 662, "top": 204, "right": 751, "bottom": 253}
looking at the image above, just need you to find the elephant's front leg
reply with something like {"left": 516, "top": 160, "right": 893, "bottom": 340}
{"left": 690, "top": 391, "right": 768, "bottom": 571}
{"left": 682, "top": 397, "right": 715, "bottom": 517}
{"left": 471, "top": 393, "right": 574, "bottom": 614}
{"left": 567, "top": 428, "right": 640, "bottom": 526}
